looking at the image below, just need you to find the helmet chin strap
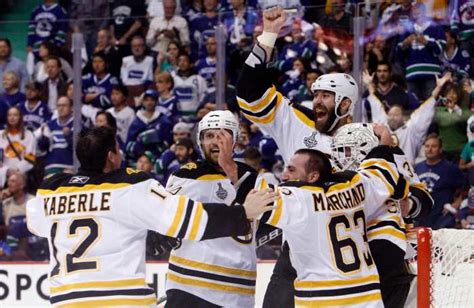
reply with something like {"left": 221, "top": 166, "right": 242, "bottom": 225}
{"left": 327, "top": 98, "right": 351, "bottom": 134}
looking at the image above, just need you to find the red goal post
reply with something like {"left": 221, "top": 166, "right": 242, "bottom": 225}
{"left": 416, "top": 227, "right": 474, "bottom": 308}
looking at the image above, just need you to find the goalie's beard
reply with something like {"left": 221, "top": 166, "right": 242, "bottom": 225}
{"left": 314, "top": 107, "right": 338, "bottom": 135}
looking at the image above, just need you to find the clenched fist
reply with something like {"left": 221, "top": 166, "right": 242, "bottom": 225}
{"left": 262, "top": 6, "right": 287, "bottom": 34}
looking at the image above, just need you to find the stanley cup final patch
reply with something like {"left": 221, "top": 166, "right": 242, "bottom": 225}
{"left": 304, "top": 131, "right": 318, "bottom": 148}
{"left": 216, "top": 183, "right": 228, "bottom": 200}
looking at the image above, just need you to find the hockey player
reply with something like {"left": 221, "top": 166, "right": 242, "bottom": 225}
{"left": 237, "top": 7, "right": 433, "bottom": 308}
{"left": 258, "top": 125, "right": 409, "bottom": 307}
{"left": 26, "top": 126, "right": 278, "bottom": 307}
{"left": 164, "top": 110, "right": 259, "bottom": 307}
{"left": 331, "top": 123, "right": 433, "bottom": 307}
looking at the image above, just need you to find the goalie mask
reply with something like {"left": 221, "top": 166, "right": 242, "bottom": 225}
{"left": 311, "top": 73, "right": 359, "bottom": 132}
{"left": 331, "top": 123, "right": 379, "bottom": 171}
{"left": 197, "top": 110, "right": 239, "bottom": 153}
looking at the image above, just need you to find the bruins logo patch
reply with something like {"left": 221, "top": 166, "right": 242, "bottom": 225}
{"left": 181, "top": 162, "right": 198, "bottom": 170}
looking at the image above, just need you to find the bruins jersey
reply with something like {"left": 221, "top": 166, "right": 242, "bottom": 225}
{"left": 26, "top": 168, "right": 251, "bottom": 307}
{"left": 259, "top": 148, "right": 409, "bottom": 307}
{"left": 165, "top": 161, "right": 258, "bottom": 307}
{"left": 236, "top": 44, "right": 333, "bottom": 163}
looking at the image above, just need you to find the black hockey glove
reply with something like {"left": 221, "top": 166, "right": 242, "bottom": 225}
{"left": 149, "top": 232, "right": 182, "bottom": 256}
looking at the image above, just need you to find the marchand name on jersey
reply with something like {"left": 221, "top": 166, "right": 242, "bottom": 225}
{"left": 43, "top": 192, "right": 111, "bottom": 216}
{"left": 312, "top": 183, "right": 365, "bottom": 212}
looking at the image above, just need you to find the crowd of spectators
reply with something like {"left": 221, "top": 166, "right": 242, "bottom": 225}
{"left": 0, "top": 0, "right": 473, "bottom": 260}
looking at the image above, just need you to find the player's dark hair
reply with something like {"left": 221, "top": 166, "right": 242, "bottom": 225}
{"left": 294, "top": 149, "right": 332, "bottom": 182}
{"left": 76, "top": 126, "right": 118, "bottom": 173}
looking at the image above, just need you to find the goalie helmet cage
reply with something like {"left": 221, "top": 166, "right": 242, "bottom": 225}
{"left": 417, "top": 227, "right": 474, "bottom": 308}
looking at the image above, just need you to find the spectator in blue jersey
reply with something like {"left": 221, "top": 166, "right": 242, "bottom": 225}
{"left": 196, "top": 36, "right": 217, "bottom": 92}
{"left": 36, "top": 96, "right": 74, "bottom": 176}
{"left": 222, "top": 0, "right": 259, "bottom": 47}
{"left": 155, "top": 137, "right": 196, "bottom": 185}
{"left": 0, "top": 39, "right": 29, "bottom": 94}
{"left": 155, "top": 72, "right": 180, "bottom": 124}
{"left": 109, "top": 0, "right": 146, "bottom": 56}
{"left": 281, "top": 57, "right": 309, "bottom": 102}
{"left": 39, "top": 56, "right": 68, "bottom": 112}
{"left": 107, "top": 85, "right": 135, "bottom": 147}
{"left": 189, "top": 0, "right": 219, "bottom": 60}
{"left": 276, "top": 20, "right": 317, "bottom": 72}
{"left": 126, "top": 89, "right": 173, "bottom": 162}
{"left": 450, "top": 0, "right": 474, "bottom": 76}
{"left": 27, "top": 0, "right": 68, "bottom": 58}
{"left": 18, "top": 82, "right": 51, "bottom": 132}
{"left": 415, "top": 134, "right": 465, "bottom": 229}
{"left": 397, "top": 3, "right": 446, "bottom": 101}
{"left": 82, "top": 52, "right": 119, "bottom": 110}
{"left": 1, "top": 72, "right": 26, "bottom": 107}
{"left": 296, "top": 69, "right": 320, "bottom": 107}
{"left": 441, "top": 28, "right": 471, "bottom": 82}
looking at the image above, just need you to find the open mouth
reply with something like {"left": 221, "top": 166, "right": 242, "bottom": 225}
{"left": 315, "top": 109, "right": 328, "bottom": 121}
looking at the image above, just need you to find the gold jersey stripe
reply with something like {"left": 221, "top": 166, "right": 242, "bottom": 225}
{"left": 268, "top": 197, "right": 283, "bottom": 227}
{"left": 368, "top": 215, "right": 402, "bottom": 227}
{"left": 237, "top": 86, "right": 277, "bottom": 112}
{"left": 55, "top": 295, "right": 156, "bottom": 307}
{"left": 300, "top": 185, "right": 324, "bottom": 193}
{"left": 169, "top": 255, "right": 256, "bottom": 278}
{"left": 291, "top": 107, "right": 314, "bottom": 128}
{"left": 38, "top": 183, "right": 132, "bottom": 195}
{"left": 327, "top": 174, "right": 361, "bottom": 193}
{"left": 50, "top": 278, "right": 147, "bottom": 294}
{"left": 294, "top": 274, "right": 379, "bottom": 289}
{"left": 295, "top": 291, "right": 382, "bottom": 307}
{"left": 367, "top": 227, "right": 407, "bottom": 241}
{"left": 360, "top": 159, "right": 398, "bottom": 182}
{"left": 188, "top": 202, "right": 204, "bottom": 241}
{"left": 242, "top": 94, "right": 282, "bottom": 124}
{"left": 196, "top": 174, "right": 228, "bottom": 181}
{"left": 166, "top": 196, "right": 187, "bottom": 237}
{"left": 167, "top": 273, "right": 255, "bottom": 295}
{"left": 363, "top": 169, "right": 394, "bottom": 196}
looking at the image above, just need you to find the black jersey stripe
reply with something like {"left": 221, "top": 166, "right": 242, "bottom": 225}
{"left": 168, "top": 263, "right": 256, "bottom": 287}
{"left": 49, "top": 288, "right": 155, "bottom": 304}
{"left": 295, "top": 283, "right": 380, "bottom": 298}
{"left": 177, "top": 199, "right": 194, "bottom": 238}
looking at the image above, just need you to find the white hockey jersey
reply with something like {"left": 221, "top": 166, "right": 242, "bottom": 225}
{"left": 120, "top": 55, "right": 154, "bottom": 86}
{"left": 236, "top": 59, "right": 332, "bottom": 163}
{"left": 26, "top": 168, "right": 251, "bottom": 307}
{"left": 165, "top": 161, "right": 257, "bottom": 307}
{"left": 259, "top": 152, "right": 408, "bottom": 307}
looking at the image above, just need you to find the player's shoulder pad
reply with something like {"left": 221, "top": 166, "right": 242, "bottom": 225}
{"left": 289, "top": 101, "right": 315, "bottom": 124}
{"left": 173, "top": 161, "right": 224, "bottom": 180}
{"left": 39, "top": 172, "right": 76, "bottom": 191}
{"left": 235, "top": 161, "right": 257, "bottom": 175}
{"left": 390, "top": 145, "right": 406, "bottom": 156}
{"left": 108, "top": 168, "right": 152, "bottom": 184}
{"left": 364, "top": 145, "right": 396, "bottom": 164}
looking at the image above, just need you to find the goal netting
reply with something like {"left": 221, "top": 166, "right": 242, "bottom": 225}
{"left": 417, "top": 228, "right": 474, "bottom": 308}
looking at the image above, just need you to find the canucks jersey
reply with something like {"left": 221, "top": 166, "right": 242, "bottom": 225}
{"left": 18, "top": 100, "right": 52, "bottom": 131}
{"left": 158, "top": 95, "right": 180, "bottom": 123}
{"left": 450, "top": 0, "right": 474, "bottom": 41}
{"left": 196, "top": 56, "right": 217, "bottom": 92}
{"left": 41, "top": 117, "right": 74, "bottom": 171}
{"left": 26, "top": 168, "right": 252, "bottom": 307}
{"left": 259, "top": 148, "right": 408, "bottom": 307}
{"left": 165, "top": 161, "right": 258, "bottom": 307}
{"left": 120, "top": 55, "right": 154, "bottom": 86}
{"left": 236, "top": 45, "right": 333, "bottom": 163}
{"left": 82, "top": 73, "right": 119, "bottom": 109}
{"left": 27, "top": 3, "right": 68, "bottom": 55}
{"left": 171, "top": 71, "right": 208, "bottom": 119}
